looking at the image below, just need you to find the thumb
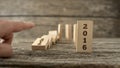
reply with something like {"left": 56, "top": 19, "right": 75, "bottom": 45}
{"left": 0, "top": 43, "right": 13, "bottom": 58}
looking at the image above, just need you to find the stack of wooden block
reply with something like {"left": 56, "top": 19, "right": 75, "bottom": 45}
{"left": 32, "top": 20, "right": 93, "bottom": 53}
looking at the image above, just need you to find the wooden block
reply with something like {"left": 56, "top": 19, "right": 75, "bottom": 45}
{"left": 49, "top": 30, "right": 58, "bottom": 44}
{"left": 76, "top": 20, "right": 93, "bottom": 53}
{"left": 73, "top": 24, "right": 77, "bottom": 43}
{"left": 47, "top": 35, "right": 52, "bottom": 48}
{"left": 32, "top": 38, "right": 42, "bottom": 45}
{"left": 65, "top": 24, "right": 72, "bottom": 41}
{"left": 57, "top": 24, "right": 63, "bottom": 40}
{"left": 32, "top": 38, "right": 44, "bottom": 50}
{"left": 32, "top": 35, "right": 49, "bottom": 50}
{"left": 40, "top": 35, "right": 49, "bottom": 49}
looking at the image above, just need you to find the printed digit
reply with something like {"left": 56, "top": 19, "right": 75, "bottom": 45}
{"left": 83, "top": 24, "right": 88, "bottom": 29}
{"left": 83, "top": 45, "right": 87, "bottom": 50}
{"left": 83, "top": 31, "right": 87, "bottom": 36}
{"left": 83, "top": 38, "right": 87, "bottom": 43}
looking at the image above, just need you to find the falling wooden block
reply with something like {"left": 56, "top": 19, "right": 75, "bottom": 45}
{"left": 41, "top": 35, "right": 52, "bottom": 48}
{"left": 47, "top": 35, "right": 53, "bottom": 48}
{"left": 73, "top": 24, "right": 77, "bottom": 43}
{"left": 32, "top": 38, "right": 44, "bottom": 50}
{"left": 76, "top": 20, "right": 93, "bottom": 53}
{"left": 32, "top": 35, "right": 50, "bottom": 50}
{"left": 65, "top": 24, "right": 72, "bottom": 41}
{"left": 40, "top": 35, "right": 50, "bottom": 49}
{"left": 57, "top": 24, "right": 63, "bottom": 40}
{"left": 49, "top": 30, "right": 58, "bottom": 44}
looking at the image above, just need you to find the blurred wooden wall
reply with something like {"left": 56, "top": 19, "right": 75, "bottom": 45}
{"left": 0, "top": 0, "right": 119, "bottom": 39}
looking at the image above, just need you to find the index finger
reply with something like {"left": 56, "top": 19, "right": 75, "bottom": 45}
{"left": 11, "top": 21, "right": 35, "bottom": 32}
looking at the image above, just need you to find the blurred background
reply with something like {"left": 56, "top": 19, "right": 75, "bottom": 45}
{"left": 0, "top": 0, "right": 119, "bottom": 39}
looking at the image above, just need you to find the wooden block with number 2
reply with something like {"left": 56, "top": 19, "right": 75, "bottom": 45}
{"left": 76, "top": 20, "right": 93, "bottom": 53}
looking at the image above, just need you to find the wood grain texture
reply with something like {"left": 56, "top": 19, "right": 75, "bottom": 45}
{"left": 0, "top": 17, "right": 118, "bottom": 38}
{"left": 0, "top": 0, "right": 119, "bottom": 38}
{"left": 0, "top": 38, "right": 120, "bottom": 68}
{"left": 0, "top": 0, "right": 119, "bottom": 18}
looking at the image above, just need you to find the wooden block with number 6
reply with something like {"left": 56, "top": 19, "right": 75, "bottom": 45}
{"left": 76, "top": 20, "right": 93, "bottom": 53}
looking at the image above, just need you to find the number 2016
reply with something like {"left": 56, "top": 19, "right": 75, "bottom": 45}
{"left": 82, "top": 24, "right": 88, "bottom": 50}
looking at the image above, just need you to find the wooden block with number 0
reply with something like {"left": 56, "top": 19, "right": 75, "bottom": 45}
{"left": 76, "top": 20, "right": 93, "bottom": 53}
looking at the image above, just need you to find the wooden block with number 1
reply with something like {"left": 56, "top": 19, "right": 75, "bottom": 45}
{"left": 76, "top": 20, "right": 93, "bottom": 53}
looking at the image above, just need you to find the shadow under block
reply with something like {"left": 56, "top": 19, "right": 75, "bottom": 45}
{"left": 32, "top": 35, "right": 50, "bottom": 50}
{"left": 58, "top": 24, "right": 63, "bottom": 40}
{"left": 76, "top": 20, "right": 93, "bottom": 53}
{"left": 65, "top": 24, "right": 72, "bottom": 41}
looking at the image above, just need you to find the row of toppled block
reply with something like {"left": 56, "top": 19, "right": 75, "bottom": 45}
{"left": 32, "top": 20, "right": 93, "bottom": 52}
{"left": 32, "top": 30, "right": 59, "bottom": 50}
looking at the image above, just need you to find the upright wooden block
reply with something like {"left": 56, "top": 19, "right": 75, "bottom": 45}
{"left": 57, "top": 24, "right": 63, "bottom": 40}
{"left": 65, "top": 24, "right": 72, "bottom": 41}
{"left": 49, "top": 30, "right": 58, "bottom": 44}
{"left": 76, "top": 20, "right": 93, "bottom": 53}
{"left": 73, "top": 24, "right": 77, "bottom": 43}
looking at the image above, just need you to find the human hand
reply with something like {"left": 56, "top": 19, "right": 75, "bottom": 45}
{"left": 0, "top": 20, "right": 35, "bottom": 58}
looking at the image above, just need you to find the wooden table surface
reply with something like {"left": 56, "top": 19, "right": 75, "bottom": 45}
{"left": 0, "top": 38, "right": 120, "bottom": 68}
